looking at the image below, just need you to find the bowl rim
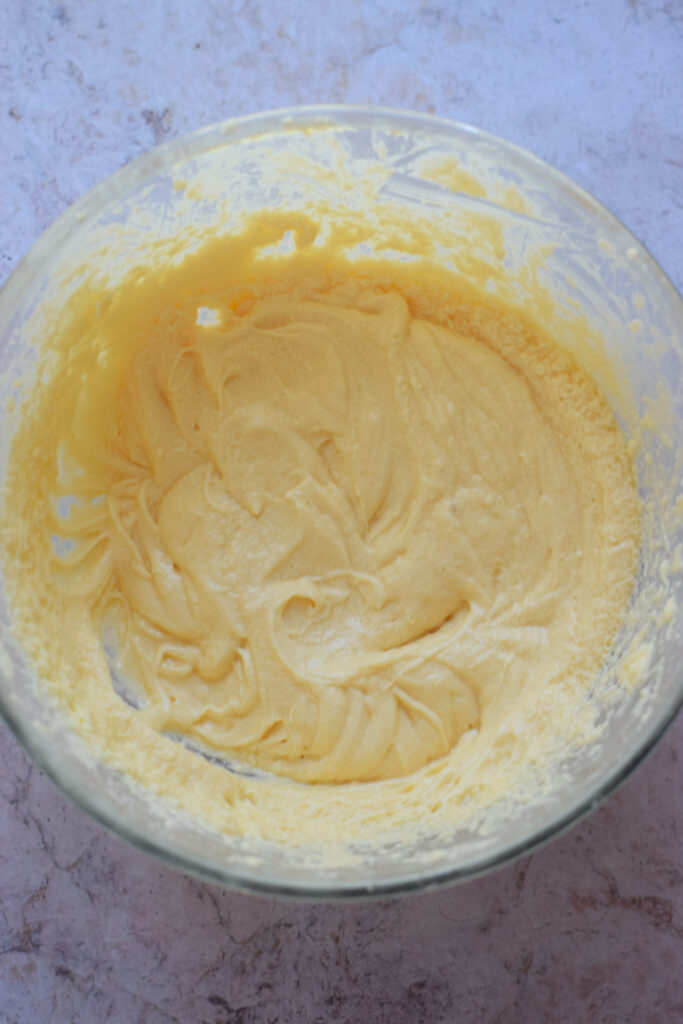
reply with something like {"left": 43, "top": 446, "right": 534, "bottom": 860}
{"left": 1, "top": 103, "right": 682, "bottom": 900}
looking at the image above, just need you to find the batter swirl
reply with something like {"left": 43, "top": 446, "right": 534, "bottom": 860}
{"left": 48, "top": 281, "right": 636, "bottom": 785}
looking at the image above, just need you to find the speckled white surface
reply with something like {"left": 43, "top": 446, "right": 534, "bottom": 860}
{"left": 1, "top": 2, "right": 682, "bottom": 1022}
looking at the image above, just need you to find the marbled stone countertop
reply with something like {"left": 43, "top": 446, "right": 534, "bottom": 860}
{"left": 1, "top": 2, "right": 682, "bottom": 1021}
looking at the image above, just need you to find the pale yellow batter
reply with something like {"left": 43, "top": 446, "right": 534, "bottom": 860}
{"left": 0, "top": 216, "right": 640, "bottom": 848}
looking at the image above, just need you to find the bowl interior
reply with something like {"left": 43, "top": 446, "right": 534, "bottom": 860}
{"left": 0, "top": 108, "right": 681, "bottom": 897}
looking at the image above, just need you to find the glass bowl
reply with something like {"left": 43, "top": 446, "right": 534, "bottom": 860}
{"left": 0, "top": 106, "right": 681, "bottom": 898}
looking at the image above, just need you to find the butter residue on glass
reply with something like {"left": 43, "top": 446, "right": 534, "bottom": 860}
{"left": 0, "top": 202, "right": 644, "bottom": 853}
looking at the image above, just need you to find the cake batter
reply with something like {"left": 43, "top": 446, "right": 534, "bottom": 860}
{"left": 0, "top": 215, "right": 640, "bottom": 846}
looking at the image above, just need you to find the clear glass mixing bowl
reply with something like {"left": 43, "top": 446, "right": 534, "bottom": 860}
{"left": 0, "top": 107, "right": 681, "bottom": 898}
